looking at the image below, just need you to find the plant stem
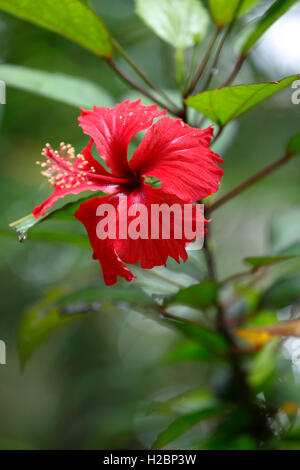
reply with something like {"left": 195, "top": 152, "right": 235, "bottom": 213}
{"left": 213, "top": 125, "right": 224, "bottom": 142}
{"left": 200, "top": 0, "right": 243, "bottom": 92}
{"left": 207, "top": 152, "right": 293, "bottom": 214}
{"left": 175, "top": 47, "right": 185, "bottom": 89}
{"left": 200, "top": 29, "right": 228, "bottom": 92}
{"left": 184, "top": 42, "right": 201, "bottom": 92}
{"left": 221, "top": 55, "right": 246, "bottom": 87}
{"left": 182, "top": 3, "right": 271, "bottom": 442}
{"left": 203, "top": 226, "right": 217, "bottom": 279}
{"left": 112, "top": 38, "right": 178, "bottom": 110}
{"left": 106, "top": 58, "right": 182, "bottom": 117}
{"left": 203, "top": 231, "right": 271, "bottom": 442}
{"left": 184, "top": 29, "right": 220, "bottom": 97}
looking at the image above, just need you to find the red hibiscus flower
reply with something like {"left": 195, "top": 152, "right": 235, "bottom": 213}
{"left": 33, "top": 100, "right": 223, "bottom": 285}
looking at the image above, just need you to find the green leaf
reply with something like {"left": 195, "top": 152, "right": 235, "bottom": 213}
{"left": 162, "top": 339, "right": 219, "bottom": 363}
{"left": 246, "top": 310, "right": 277, "bottom": 328}
{"left": 287, "top": 134, "right": 300, "bottom": 156}
{"left": 260, "top": 275, "right": 300, "bottom": 310}
{"left": 278, "top": 438, "right": 300, "bottom": 451}
{"left": 132, "top": 266, "right": 193, "bottom": 295}
{"left": 150, "top": 388, "right": 216, "bottom": 415}
{"left": 208, "top": 0, "right": 261, "bottom": 27}
{"left": 200, "top": 434, "right": 256, "bottom": 450}
{"left": 185, "top": 75, "right": 298, "bottom": 125}
{"left": 136, "top": 0, "right": 210, "bottom": 49}
{"left": 0, "top": 65, "right": 113, "bottom": 108}
{"left": 209, "top": 0, "right": 238, "bottom": 26}
{"left": 279, "top": 426, "right": 300, "bottom": 450}
{"left": 164, "top": 316, "right": 228, "bottom": 355}
{"left": 244, "top": 255, "right": 299, "bottom": 269}
{"left": 168, "top": 280, "right": 218, "bottom": 308}
{"left": 1, "top": 227, "right": 90, "bottom": 247}
{"left": 0, "top": 0, "right": 112, "bottom": 57}
{"left": 9, "top": 192, "right": 103, "bottom": 242}
{"left": 200, "top": 408, "right": 257, "bottom": 449}
{"left": 18, "top": 283, "right": 149, "bottom": 366}
{"left": 57, "top": 284, "right": 153, "bottom": 312}
{"left": 17, "top": 289, "right": 83, "bottom": 366}
{"left": 152, "top": 406, "right": 224, "bottom": 449}
{"left": 239, "top": 0, "right": 261, "bottom": 15}
{"left": 201, "top": 408, "right": 253, "bottom": 445}
{"left": 249, "top": 337, "right": 280, "bottom": 388}
{"left": 240, "top": 0, "right": 299, "bottom": 56}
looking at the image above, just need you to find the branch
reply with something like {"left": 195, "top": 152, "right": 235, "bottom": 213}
{"left": 106, "top": 58, "right": 182, "bottom": 118}
{"left": 213, "top": 125, "right": 224, "bottom": 142}
{"left": 112, "top": 38, "right": 179, "bottom": 110}
{"left": 203, "top": 238, "right": 271, "bottom": 441}
{"left": 200, "top": 29, "right": 228, "bottom": 92}
{"left": 207, "top": 152, "right": 293, "bottom": 214}
{"left": 184, "top": 29, "right": 220, "bottom": 98}
{"left": 200, "top": 0, "right": 243, "bottom": 93}
{"left": 221, "top": 54, "right": 246, "bottom": 88}
{"left": 202, "top": 226, "right": 217, "bottom": 279}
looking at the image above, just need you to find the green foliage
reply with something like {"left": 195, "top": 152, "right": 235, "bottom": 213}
{"left": 57, "top": 284, "right": 153, "bottom": 310}
{"left": 152, "top": 406, "right": 224, "bottom": 449}
{"left": 0, "top": 0, "right": 112, "bottom": 57}
{"left": 0, "top": 438, "right": 36, "bottom": 450}
{"left": 0, "top": 65, "right": 113, "bottom": 109}
{"left": 17, "top": 283, "right": 150, "bottom": 366}
{"left": 163, "top": 316, "right": 228, "bottom": 355}
{"left": 167, "top": 280, "right": 218, "bottom": 308}
{"left": 208, "top": 0, "right": 239, "bottom": 26}
{"left": 208, "top": 0, "right": 261, "bottom": 27}
{"left": 9, "top": 193, "right": 103, "bottom": 242}
{"left": 260, "top": 275, "right": 300, "bottom": 310}
{"left": 185, "top": 75, "right": 298, "bottom": 125}
{"left": 240, "top": 0, "right": 299, "bottom": 56}
{"left": 2, "top": 227, "right": 90, "bottom": 247}
{"left": 162, "top": 339, "right": 221, "bottom": 363}
{"left": 279, "top": 426, "right": 300, "bottom": 450}
{"left": 136, "top": 0, "right": 209, "bottom": 49}
{"left": 199, "top": 408, "right": 257, "bottom": 449}
{"left": 244, "top": 255, "right": 299, "bottom": 268}
{"left": 1, "top": 0, "right": 299, "bottom": 451}
{"left": 249, "top": 337, "right": 280, "bottom": 388}
{"left": 150, "top": 388, "right": 216, "bottom": 415}
{"left": 17, "top": 289, "right": 82, "bottom": 367}
{"left": 287, "top": 134, "right": 300, "bottom": 156}
{"left": 239, "top": 0, "right": 262, "bottom": 15}
{"left": 200, "top": 434, "right": 256, "bottom": 450}
{"left": 245, "top": 310, "right": 277, "bottom": 327}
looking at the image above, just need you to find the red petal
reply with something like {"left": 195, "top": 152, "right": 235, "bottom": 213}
{"left": 115, "top": 183, "right": 206, "bottom": 268}
{"left": 129, "top": 118, "right": 224, "bottom": 202}
{"left": 78, "top": 100, "right": 167, "bottom": 177}
{"left": 75, "top": 194, "right": 136, "bottom": 285}
{"left": 32, "top": 140, "right": 122, "bottom": 218}
{"left": 75, "top": 183, "right": 206, "bottom": 285}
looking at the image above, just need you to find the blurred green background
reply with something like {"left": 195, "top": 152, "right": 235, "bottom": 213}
{"left": 0, "top": 0, "right": 299, "bottom": 450}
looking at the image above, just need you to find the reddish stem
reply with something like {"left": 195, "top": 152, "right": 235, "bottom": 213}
{"left": 207, "top": 153, "right": 292, "bottom": 214}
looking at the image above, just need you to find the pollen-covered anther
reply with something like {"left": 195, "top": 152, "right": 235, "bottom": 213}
{"left": 37, "top": 143, "right": 90, "bottom": 189}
